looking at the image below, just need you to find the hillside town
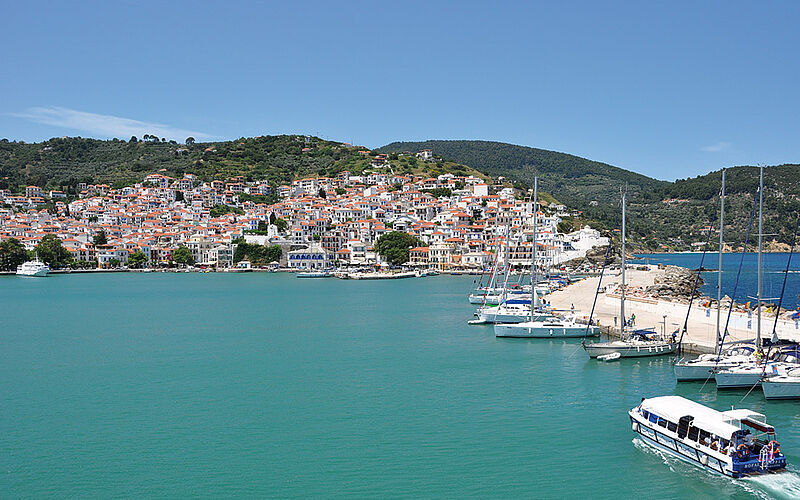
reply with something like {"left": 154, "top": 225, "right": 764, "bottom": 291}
{"left": 0, "top": 152, "right": 608, "bottom": 271}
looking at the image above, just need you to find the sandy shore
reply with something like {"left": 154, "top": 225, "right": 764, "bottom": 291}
{"left": 548, "top": 267, "right": 800, "bottom": 353}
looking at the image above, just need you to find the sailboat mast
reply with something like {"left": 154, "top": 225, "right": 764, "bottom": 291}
{"left": 500, "top": 210, "right": 512, "bottom": 304}
{"left": 757, "top": 165, "right": 764, "bottom": 346}
{"left": 716, "top": 169, "right": 725, "bottom": 352}
{"left": 531, "top": 177, "right": 538, "bottom": 319}
{"left": 621, "top": 188, "right": 626, "bottom": 333}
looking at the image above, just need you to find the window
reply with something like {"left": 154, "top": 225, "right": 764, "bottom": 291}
{"left": 657, "top": 418, "right": 667, "bottom": 428}
{"left": 649, "top": 413, "right": 658, "bottom": 424}
{"left": 688, "top": 426, "right": 699, "bottom": 441}
{"left": 667, "top": 422, "right": 678, "bottom": 433}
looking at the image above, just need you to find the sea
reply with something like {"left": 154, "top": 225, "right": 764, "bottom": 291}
{"left": 634, "top": 252, "right": 800, "bottom": 311}
{"left": 3, "top": 272, "right": 800, "bottom": 499}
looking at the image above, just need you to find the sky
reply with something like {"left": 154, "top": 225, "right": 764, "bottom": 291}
{"left": 1, "top": 1, "right": 799, "bottom": 181}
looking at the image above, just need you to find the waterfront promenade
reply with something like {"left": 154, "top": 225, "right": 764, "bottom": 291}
{"left": 549, "top": 267, "right": 800, "bottom": 353}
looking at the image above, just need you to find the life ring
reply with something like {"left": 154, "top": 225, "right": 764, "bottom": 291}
{"left": 736, "top": 443, "right": 750, "bottom": 458}
{"left": 768, "top": 440, "right": 780, "bottom": 455}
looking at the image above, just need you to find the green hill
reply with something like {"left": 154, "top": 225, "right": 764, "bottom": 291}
{"left": 377, "top": 139, "right": 667, "bottom": 204}
{"left": 0, "top": 135, "right": 486, "bottom": 194}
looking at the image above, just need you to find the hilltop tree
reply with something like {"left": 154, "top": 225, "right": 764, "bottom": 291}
{"left": 172, "top": 245, "right": 194, "bottom": 266}
{"left": 186, "top": 137, "right": 195, "bottom": 146}
{"left": 35, "top": 234, "right": 71, "bottom": 268}
{"left": 129, "top": 136, "right": 138, "bottom": 143}
{"left": 374, "top": 231, "right": 424, "bottom": 266}
{"left": 0, "top": 238, "right": 28, "bottom": 271}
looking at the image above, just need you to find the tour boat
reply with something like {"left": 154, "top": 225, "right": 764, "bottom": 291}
{"left": 674, "top": 343, "right": 756, "bottom": 381}
{"left": 762, "top": 365, "right": 800, "bottom": 399}
{"left": 494, "top": 313, "right": 600, "bottom": 338}
{"left": 630, "top": 396, "right": 787, "bottom": 478}
{"left": 16, "top": 260, "right": 50, "bottom": 277}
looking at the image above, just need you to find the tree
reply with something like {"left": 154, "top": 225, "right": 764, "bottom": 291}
{"left": 186, "top": 137, "right": 195, "bottom": 145}
{"left": 109, "top": 258, "right": 121, "bottom": 268}
{"left": 175, "top": 190, "right": 184, "bottom": 202}
{"left": 269, "top": 212, "right": 277, "bottom": 225}
{"left": 35, "top": 234, "right": 71, "bottom": 268}
{"left": 274, "top": 217, "right": 288, "bottom": 232}
{"left": 257, "top": 220, "right": 269, "bottom": 232}
{"left": 0, "top": 238, "right": 28, "bottom": 271}
{"left": 128, "top": 250, "right": 147, "bottom": 269}
{"left": 318, "top": 188, "right": 326, "bottom": 199}
{"left": 129, "top": 136, "right": 138, "bottom": 143}
{"left": 374, "top": 231, "right": 424, "bottom": 266}
{"left": 93, "top": 229, "right": 108, "bottom": 246}
{"left": 335, "top": 187, "right": 346, "bottom": 196}
{"left": 172, "top": 245, "right": 195, "bottom": 266}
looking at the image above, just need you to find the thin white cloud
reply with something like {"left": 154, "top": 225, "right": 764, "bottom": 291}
{"left": 10, "top": 106, "right": 214, "bottom": 141}
{"left": 701, "top": 141, "right": 731, "bottom": 153}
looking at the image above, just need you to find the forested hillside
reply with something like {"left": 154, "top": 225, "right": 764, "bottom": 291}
{"left": 377, "top": 140, "right": 667, "bottom": 204}
{"left": 0, "top": 135, "right": 478, "bottom": 193}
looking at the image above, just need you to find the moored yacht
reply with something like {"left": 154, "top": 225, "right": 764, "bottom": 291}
{"left": 584, "top": 329, "right": 677, "bottom": 358}
{"left": 630, "top": 396, "right": 787, "bottom": 478}
{"left": 762, "top": 365, "right": 800, "bottom": 399}
{"left": 674, "top": 342, "right": 756, "bottom": 381}
{"left": 16, "top": 260, "right": 50, "bottom": 277}
{"left": 714, "top": 347, "right": 800, "bottom": 390}
{"left": 494, "top": 313, "right": 600, "bottom": 338}
{"left": 583, "top": 188, "right": 677, "bottom": 359}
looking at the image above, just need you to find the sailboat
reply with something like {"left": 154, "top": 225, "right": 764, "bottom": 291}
{"left": 712, "top": 166, "right": 796, "bottom": 388}
{"left": 673, "top": 169, "right": 758, "bottom": 379}
{"left": 495, "top": 178, "right": 599, "bottom": 338}
{"left": 473, "top": 213, "right": 536, "bottom": 324}
{"left": 583, "top": 187, "right": 677, "bottom": 358}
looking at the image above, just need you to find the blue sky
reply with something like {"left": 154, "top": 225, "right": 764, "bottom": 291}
{"left": 2, "top": 1, "right": 798, "bottom": 181}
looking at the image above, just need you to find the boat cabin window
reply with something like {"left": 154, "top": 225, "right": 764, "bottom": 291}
{"left": 667, "top": 421, "right": 678, "bottom": 433}
{"left": 648, "top": 413, "right": 659, "bottom": 424}
{"left": 657, "top": 417, "right": 668, "bottom": 428}
{"left": 687, "top": 426, "right": 700, "bottom": 441}
{"left": 698, "top": 430, "right": 711, "bottom": 445}
{"left": 641, "top": 410, "right": 649, "bottom": 420}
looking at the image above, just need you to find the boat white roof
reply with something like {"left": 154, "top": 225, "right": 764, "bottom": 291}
{"left": 640, "top": 396, "right": 765, "bottom": 439}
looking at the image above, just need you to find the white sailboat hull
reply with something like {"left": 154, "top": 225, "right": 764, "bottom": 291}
{"left": 584, "top": 341, "right": 677, "bottom": 358}
{"left": 762, "top": 378, "right": 800, "bottom": 399}
{"left": 495, "top": 323, "right": 599, "bottom": 338}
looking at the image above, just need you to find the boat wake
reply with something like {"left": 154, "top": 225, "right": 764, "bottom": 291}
{"left": 632, "top": 438, "right": 800, "bottom": 499}
{"left": 743, "top": 470, "right": 800, "bottom": 500}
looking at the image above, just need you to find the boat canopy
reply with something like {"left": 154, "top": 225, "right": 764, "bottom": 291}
{"left": 640, "top": 396, "right": 751, "bottom": 440}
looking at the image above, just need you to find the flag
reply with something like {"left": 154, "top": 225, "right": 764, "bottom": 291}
{"left": 744, "top": 301, "right": 751, "bottom": 309}
{"left": 702, "top": 299, "right": 711, "bottom": 308}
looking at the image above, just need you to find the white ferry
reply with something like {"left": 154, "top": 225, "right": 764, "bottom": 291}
{"left": 16, "top": 260, "right": 50, "bottom": 277}
{"left": 630, "top": 396, "right": 787, "bottom": 478}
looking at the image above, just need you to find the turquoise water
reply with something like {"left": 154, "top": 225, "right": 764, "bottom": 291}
{"left": 2, "top": 273, "right": 800, "bottom": 499}
{"left": 635, "top": 253, "right": 800, "bottom": 311}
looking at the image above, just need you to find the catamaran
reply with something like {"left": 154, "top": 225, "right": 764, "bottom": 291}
{"left": 630, "top": 396, "right": 787, "bottom": 478}
{"left": 583, "top": 188, "right": 676, "bottom": 358}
